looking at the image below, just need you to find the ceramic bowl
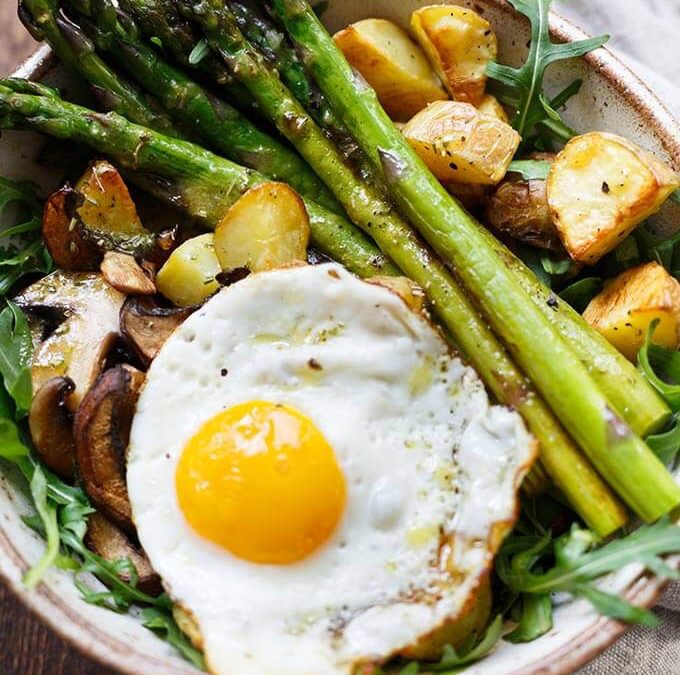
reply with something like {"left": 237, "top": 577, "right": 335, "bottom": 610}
{"left": 1, "top": 1, "right": 679, "bottom": 673}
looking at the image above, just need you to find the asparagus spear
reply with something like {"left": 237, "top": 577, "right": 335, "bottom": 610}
{"left": 0, "top": 79, "right": 393, "bottom": 280}
{"left": 171, "top": 1, "right": 627, "bottom": 534}
{"left": 268, "top": 0, "right": 680, "bottom": 521}
{"left": 18, "top": 0, "right": 179, "bottom": 136}
{"left": 229, "top": 1, "right": 377, "bottom": 184}
{"left": 26, "top": 0, "right": 343, "bottom": 216}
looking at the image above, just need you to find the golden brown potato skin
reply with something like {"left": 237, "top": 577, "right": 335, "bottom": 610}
{"left": 402, "top": 101, "right": 520, "bottom": 185}
{"left": 583, "top": 261, "right": 680, "bottom": 361}
{"left": 547, "top": 132, "right": 680, "bottom": 264}
{"left": 411, "top": 5, "right": 497, "bottom": 106}
{"left": 334, "top": 18, "right": 447, "bottom": 122}
{"left": 486, "top": 174, "right": 561, "bottom": 250}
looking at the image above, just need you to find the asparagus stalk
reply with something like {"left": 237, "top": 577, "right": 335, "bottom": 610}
{"left": 172, "top": 1, "right": 627, "bottom": 534}
{"left": 229, "top": 1, "right": 377, "bottom": 185}
{"left": 27, "top": 0, "right": 343, "bottom": 216}
{"left": 268, "top": 0, "right": 680, "bottom": 521}
{"left": 18, "top": 0, "right": 179, "bottom": 136}
{"left": 0, "top": 79, "right": 393, "bottom": 279}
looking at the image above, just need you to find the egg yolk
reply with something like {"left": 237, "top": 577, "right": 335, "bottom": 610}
{"left": 176, "top": 401, "right": 346, "bottom": 564}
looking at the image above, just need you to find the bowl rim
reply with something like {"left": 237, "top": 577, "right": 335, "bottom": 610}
{"left": 1, "top": 3, "right": 678, "bottom": 673}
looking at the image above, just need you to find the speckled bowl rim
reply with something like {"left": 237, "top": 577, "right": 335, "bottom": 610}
{"left": 1, "top": 2, "right": 679, "bottom": 673}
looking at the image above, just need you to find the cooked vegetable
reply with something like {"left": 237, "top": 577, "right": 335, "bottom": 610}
{"left": 477, "top": 94, "right": 509, "bottom": 123}
{"left": 402, "top": 101, "right": 521, "bottom": 185}
{"left": 73, "top": 365, "right": 144, "bottom": 533}
{"left": 486, "top": 155, "right": 560, "bottom": 250}
{"left": 100, "top": 252, "right": 156, "bottom": 296}
{"left": 214, "top": 183, "right": 311, "bottom": 274}
{"left": 271, "top": 0, "right": 680, "bottom": 521}
{"left": 28, "top": 377, "right": 75, "bottom": 478}
{"left": 176, "top": 0, "right": 627, "bottom": 537}
{"left": 333, "top": 18, "right": 447, "bottom": 122}
{"left": 0, "top": 79, "right": 394, "bottom": 280}
{"left": 411, "top": 5, "right": 497, "bottom": 106}
{"left": 485, "top": 0, "right": 608, "bottom": 142}
{"left": 85, "top": 511, "right": 162, "bottom": 596}
{"left": 547, "top": 133, "right": 680, "bottom": 264}
{"left": 119, "top": 296, "right": 195, "bottom": 366}
{"left": 445, "top": 181, "right": 488, "bottom": 211}
{"left": 14, "top": 271, "right": 125, "bottom": 412}
{"left": 156, "top": 234, "right": 221, "bottom": 307}
{"left": 42, "top": 162, "right": 157, "bottom": 269}
{"left": 366, "top": 276, "right": 426, "bottom": 313}
{"left": 583, "top": 262, "right": 680, "bottom": 361}
{"left": 61, "top": 1, "right": 343, "bottom": 215}
{"left": 19, "top": 0, "right": 179, "bottom": 135}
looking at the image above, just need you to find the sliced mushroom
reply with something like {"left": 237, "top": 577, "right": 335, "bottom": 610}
{"left": 100, "top": 252, "right": 157, "bottom": 296}
{"left": 73, "top": 365, "right": 145, "bottom": 533}
{"left": 120, "top": 296, "right": 195, "bottom": 366}
{"left": 85, "top": 512, "right": 162, "bottom": 595}
{"left": 28, "top": 377, "right": 76, "bottom": 479}
{"left": 14, "top": 271, "right": 125, "bottom": 412}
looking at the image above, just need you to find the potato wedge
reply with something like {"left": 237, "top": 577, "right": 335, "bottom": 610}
{"left": 547, "top": 132, "right": 680, "bottom": 264}
{"left": 583, "top": 262, "right": 680, "bottom": 361}
{"left": 411, "top": 5, "right": 497, "bottom": 106}
{"left": 402, "top": 101, "right": 521, "bottom": 184}
{"left": 477, "top": 93, "right": 509, "bottom": 123}
{"left": 334, "top": 18, "right": 447, "bottom": 122}
{"left": 445, "top": 181, "right": 488, "bottom": 210}
{"left": 156, "top": 233, "right": 221, "bottom": 307}
{"left": 14, "top": 271, "right": 125, "bottom": 412}
{"left": 486, "top": 155, "right": 560, "bottom": 250}
{"left": 214, "top": 183, "right": 310, "bottom": 274}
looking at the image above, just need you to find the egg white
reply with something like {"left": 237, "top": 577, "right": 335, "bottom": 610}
{"left": 127, "top": 264, "right": 534, "bottom": 674}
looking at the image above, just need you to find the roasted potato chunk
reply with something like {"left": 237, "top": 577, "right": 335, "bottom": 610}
{"left": 583, "top": 262, "right": 680, "bottom": 361}
{"left": 214, "top": 183, "right": 310, "bottom": 274}
{"left": 156, "top": 233, "right": 221, "bottom": 307}
{"left": 402, "top": 101, "right": 520, "bottom": 184}
{"left": 42, "top": 161, "right": 157, "bottom": 270}
{"left": 334, "top": 18, "right": 447, "bottom": 122}
{"left": 411, "top": 5, "right": 497, "bottom": 106}
{"left": 445, "top": 181, "right": 488, "bottom": 210}
{"left": 477, "top": 93, "right": 509, "bottom": 123}
{"left": 547, "top": 133, "right": 680, "bottom": 264}
{"left": 486, "top": 157, "right": 560, "bottom": 250}
{"left": 14, "top": 271, "right": 125, "bottom": 412}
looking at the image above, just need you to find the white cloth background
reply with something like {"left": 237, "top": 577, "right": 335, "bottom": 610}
{"left": 553, "top": 1, "right": 680, "bottom": 673}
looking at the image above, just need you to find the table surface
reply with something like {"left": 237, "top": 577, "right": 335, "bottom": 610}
{"left": 1, "top": 9, "right": 116, "bottom": 675}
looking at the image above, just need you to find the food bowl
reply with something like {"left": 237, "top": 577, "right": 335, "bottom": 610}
{"left": 1, "top": 1, "right": 679, "bottom": 673}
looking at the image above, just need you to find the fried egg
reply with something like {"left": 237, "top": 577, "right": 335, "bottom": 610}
{"left": 127, "top": 263, "right": 535, "bottom": 674}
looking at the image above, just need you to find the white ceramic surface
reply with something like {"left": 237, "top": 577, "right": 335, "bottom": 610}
{"left": 1, "top": 2, "right": 679, "bottom": 674}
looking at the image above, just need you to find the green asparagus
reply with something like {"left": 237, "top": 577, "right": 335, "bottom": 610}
{"left": 172, "top": 0, "right": 628, "bottom": 534}
{"left": 268, "top": 0, "right": 680, "bottom": 521}
{"left": 0, "top": 79, "right": 393, "bottom": 280}
{"left": 19, "top": 0, "right": 179, "bottom": 135}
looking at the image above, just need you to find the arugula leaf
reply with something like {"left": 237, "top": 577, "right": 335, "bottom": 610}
{"left": 671, "top": 189, "right": 680, "bottom": 204}
{"left": 507, "top": 159, "right": 551, "bottom": 180}
{"left": 638, "top": 320, "right": 680, "bottom": 412}
{"left": 486, "top": 0, "right": 608, "bottom": 141}
{"left": 505, "top": 592, "right": 552, "bottom": 643}
{"left": 188, "top": 39, "right": 210, "bottom": 65}
{"left": 496, "top": 519, "right": 680, "bottom": 626}
{"left": 142, "top": 608, "right": 207, "bottom": 670}
{"left": 0, "top": 302, "right": 33, "bottom": 416}
{"left": 428, "top": 615, "right": 502, "bottom": 672}
{"left": 559, "top": 277, "right": 602, "bottom": 312}
{"left": 646, "top": 416, "right": 680, "bottom": 466}
{"left": 0, "top": 177, "right": 51, "bottom": 296}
